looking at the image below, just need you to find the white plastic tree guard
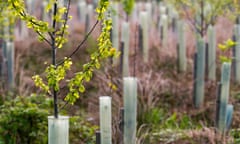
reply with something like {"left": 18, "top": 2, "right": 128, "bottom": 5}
{"left": 139, "top": 11, "right": 149, "bottom": 63}
{"left": 177, "top": 20, "right": 186, "bottom": 72}
{"left": 99, "top": 96, "right": 112, "bottom": 144}
{"left": 48, "top": 116, "right": 69, "bottom": 144}
{"left": 6, "top": 41, "right": 15, "bottom": 88}
{"left": 78, "top": 0, "right": 87, "bottom": 23}
{"left": 121, "top": 22, "right": 130, "bottom": 77}
{"left": 26, "top": 0, "right": 35, "bottom": 14}
{"left": 218, "top": 62, "right": 231, "bottom": 133}
{"left": 159, "top": 14, "right": 168, "bottom": 48}
{"left": 207, "top": 25, "right": 216, "bottom": 81}
{"left": 123, "top": 77, "right": 137, "bottom": 144}
{"left": 194, "top": 37, "right": 206, "bottom": 108}
{"left": 233, "top": 25, "right": 240, "bottom": 83}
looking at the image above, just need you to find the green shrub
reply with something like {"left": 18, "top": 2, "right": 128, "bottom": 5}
{"left": 231, "top": 129, "right": 240, "bottom": 143}
{"left": 70, "top": 116, "right": 98, "bottom": 144}
{"left": 0, "top": 94, "right": 51, "bottom": 144}
{"left": 138, "top": 108, "right": 166, "bottom": 127}
{"left": 0, "top": 94, "right": 98, "bottom": 144}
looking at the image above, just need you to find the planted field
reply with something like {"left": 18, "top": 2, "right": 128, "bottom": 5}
{"left": 0, "top": 0, "right": 240, "bottom": 143}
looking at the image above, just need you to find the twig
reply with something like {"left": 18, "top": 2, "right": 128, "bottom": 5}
{"left": 11, "top": 1, "right": 52, "bottom": 45}
{"left": 56, "top": 0, "right": 71, "bottom": 48}
{"left": 57, "top": 20, "right": 99, "bottom": 66}
{"left": 36, "top": 30, "right": 52, "bottom": 45}
{"left": 52, "top": 1, "right": 58, "bottom": 118}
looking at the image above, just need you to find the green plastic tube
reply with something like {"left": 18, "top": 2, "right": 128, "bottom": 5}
{"left": 226, "top": 104, "right": 233, "bottom": 131}
{"left": 218, "top": 62, "right": 231, "bottom": 133}
{"left": 194, "top": 38, "right": 205, "bottom": 108}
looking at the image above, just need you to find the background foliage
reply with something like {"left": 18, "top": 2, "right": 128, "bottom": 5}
{"left": 0, "top": 94, "right": 98, "bottom": 144}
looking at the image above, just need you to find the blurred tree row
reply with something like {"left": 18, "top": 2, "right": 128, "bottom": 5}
{"left": 0, "top": 1, "right": 15, "bottom": 40}
{"left": 169, "top": 0, "right": 240, "bottom": 36}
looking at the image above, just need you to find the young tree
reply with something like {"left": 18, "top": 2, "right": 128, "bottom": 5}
{"left": 7, "top": 0, "right": 117, "bottom": 118}
{"left": 169, "top": 0, "right": 234, "bottom": 37}
{"left": 122, "top": 0, "right": 135, "bottom": 21}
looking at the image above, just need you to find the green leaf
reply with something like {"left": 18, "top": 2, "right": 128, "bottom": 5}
{"left": 226, "top": 39, "right": 236, "bottom": 48}
{"left": 219, "top": 55, "right": 232, "bottom": 63}
{"left": 122, "top": 0, "right": 135, "bottom": 15}
{"left": 218, "top": 43, "right": 228, "bottom": 51}
{"left": 78, "top": 85, "right": 85, "bottom": 93}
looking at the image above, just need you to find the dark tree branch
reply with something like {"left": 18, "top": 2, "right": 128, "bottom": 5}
{"left": 181, "top": 4, "right": 202, "bottom": 34}
{"left": 59, "top": 101, "right": 69, "bottom": 111}
{"left": 36, "top": 30, "right": 52, "bottom": 45}
{"left": 57, "top": 20, "right": 99, "bottom": 66}
{"left": 56, "top": 0, "right": 71, "bottom": 48}
{"left": 52, "top": 1, "right": 58, "bottom": 118}
{"left": 200, "top": 0, "right": 204, "bottom": 37}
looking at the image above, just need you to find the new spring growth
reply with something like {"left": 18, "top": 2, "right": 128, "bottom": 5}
{"left": 32, "top": 58, "right": 72, "bottom": 94}
{"left": 218, "top": 39, "right": 236, "bottom": 63}
{"left": 122, "top": 0, "right": 135, "bottom": 16}
{"left": 10, "top": 0, "right": 118, "bottom": 105}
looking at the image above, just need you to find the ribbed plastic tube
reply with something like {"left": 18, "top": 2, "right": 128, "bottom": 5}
{"left": 177, "top": 20, "right": 186, "bottom": 72}
{"left": 121, "top": 22, "right": 130, "bottom": 77}
{"left": 218, "top": 62, "right": 231, "bottom": 133}
{"left": 6, "top": 41, "right": 14, "bottom": 88}
{"left": 139, "top": 11, "right": 149, "bottom": 63}
{"left": 48, "top": 116, "right": 69, "bottom": 144}
{"left": 233, "top": 25, "right": 240, "bottom": 83}
{"left": 123, "top": 77, "right": 137, "bottom": 144}
{"left": 207, "top": 25, "right": 216, "bottom": 80}
{"left": 78, "top": 0, "right": 87, "bottom": 23}
{"left": 160, "top": 14, "right": 168, "bottom": 48}
{"left": 100, "top": 96, "right": 112, "bottom": 144}
{"left": 194, "top": 38, "right": 205, "bottom": 108}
